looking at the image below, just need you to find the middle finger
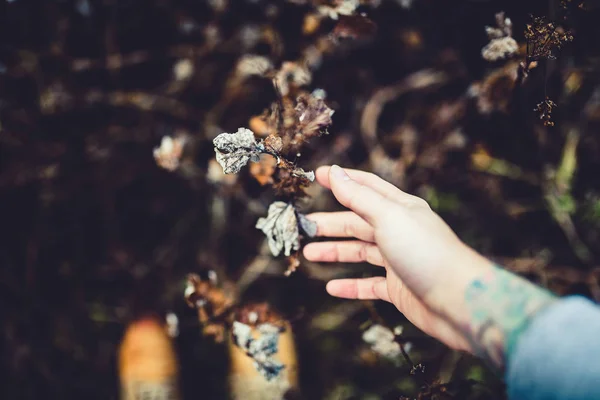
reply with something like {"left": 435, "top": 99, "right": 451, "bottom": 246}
{"left": 307, "top": 211, "right": 375, "bottom": 242}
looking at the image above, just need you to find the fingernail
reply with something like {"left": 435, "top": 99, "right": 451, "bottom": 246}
{"left": 330, "top": 165, "right": 350, "bottom": 181}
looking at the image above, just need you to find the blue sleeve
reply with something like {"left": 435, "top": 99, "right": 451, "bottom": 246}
{"left": 506, "top": 296, "right": 600, "bottom": 400}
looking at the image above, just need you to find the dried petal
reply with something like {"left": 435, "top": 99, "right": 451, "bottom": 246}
{"left": 256, "top": 202, "right": 300, "bottom": 257}
{"left": 295, "top": 93, "right": 334, "bottom": 138}
{"left": 213, "top": 128, "right": 262, "bottom": 174}
{"left": 292, "top": 167, "right": 315, "bottom": 182}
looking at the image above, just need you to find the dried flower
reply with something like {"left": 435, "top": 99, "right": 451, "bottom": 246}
{"left": 482, "top": 37, "right": 519, "bottom": 62}
{"left": 295, "top": 92, "right": 335, "bottom": 138}
{"left": 482, "top": 12, "right": 518, "bottom": 62}
{"left": 525, "top": 16, "right": 574, "bottom": 60}
{"left": 275, "top": 61, "right": 312, "bottom": 97}
{"left": 255, "top": 201, "right": 316, "bottom": 257}
{"left": 291, "top": 167, "right": 315, "bottom": 182}
{"left": 362, "top": 324, "right": 402, "bottom": 361}
{"left": 534, "top": 97, "right": 558, "bottom": 126}
{"left": 154, "top": 135, "right": 186, "bottom": 172}
{"left": 317, "top": 0, "right": 359, "bottom": 20}
{"left": 213, "top": 128, "right": 263, "bottom": 174}
{"left": 236, "top": 55, "right": 274, "bottom": 78}
{"left": 232, "top": 321, "right": 285, "bottom": 381}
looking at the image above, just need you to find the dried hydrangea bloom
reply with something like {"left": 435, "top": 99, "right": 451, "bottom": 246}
{"left": 236, "top": 55, "right": 274, "bottom": 77}
{"left": 256, "top": 202, "right": 300, "bottom": 257}
{"left": 295, "top": 92, "right": 335, "bottom": 137}
{"left": 213, "top": 128, "right": 263, "bottom": 174}
{"left": 482, "top": 37, "right": 519, "bottom": 62}
{"left": 255, "top": 201, "right": 317, "bottom": 257}
{"left": 317, "top": 0, "right": 359, "bottom": 20}
{"left": 153, "top": 135, "right": 186, "bottom": 172}
{"left": 362, "top": 324, "right": 402, "bottom": 360}
{"left": 481, "top": 12, "right": 518, "bottom": 62}
{"left": 232, "top": 321, "right": 285, "bottom": 381}
{"left": 275, "top": 61, "right": 311, "bottom": 96}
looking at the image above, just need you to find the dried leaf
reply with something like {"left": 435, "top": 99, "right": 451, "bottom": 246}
{"left": 256, "top": 202, "right": 300, "bottom": 257}
{"left": 213, "top": 128, "right": 262, "bottom": 174}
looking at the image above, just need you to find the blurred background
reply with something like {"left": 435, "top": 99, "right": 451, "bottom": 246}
{"left": 1, "top": 0, "right": 600, "bottom": 399}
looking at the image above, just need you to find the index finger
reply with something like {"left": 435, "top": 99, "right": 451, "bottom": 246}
{"left": 327, "top": 165, "right": 395, "bottom": 226}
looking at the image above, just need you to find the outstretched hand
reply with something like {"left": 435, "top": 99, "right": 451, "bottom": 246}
{"left": 303, "top": 165, "right": 494, "bottom": 353}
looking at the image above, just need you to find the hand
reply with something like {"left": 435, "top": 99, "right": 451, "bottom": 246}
{"left": 303, "top": 165, "right": 494, "bottom": 353}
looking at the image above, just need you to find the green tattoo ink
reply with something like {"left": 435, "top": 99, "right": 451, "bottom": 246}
{"left": 463, "top": 263, "right": 557, "bottom": 371}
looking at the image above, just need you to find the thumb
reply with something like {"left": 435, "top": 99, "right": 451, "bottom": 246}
{"left": 328, "top": 165, "right": 391, "bottom": 226}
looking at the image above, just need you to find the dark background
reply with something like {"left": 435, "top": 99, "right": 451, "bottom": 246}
{"left": 1, "top": 0, "right": 599, "bottom": 399}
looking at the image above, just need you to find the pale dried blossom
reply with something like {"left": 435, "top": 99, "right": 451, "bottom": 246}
{"left": 173, "top": 59, "right": 194, "bottom": 81}
{"left": 153, "top": 135, "right": 186, "bottom": 172}
{"left": 362, "top": 324, "right": 402, "bottom": 360}
{"left": 275, "top": 61, "right": 312, "bottom": 96}
{"left": 482, "top": 12, "right": 518, "bottom": 62}
{"left": 255, "top": 201, "right": 317, "bottom": 257}
{"left": 291, "top": 167, "right": 315, "bottom": 182}
{"left": 236, "top": 55, "right": 274, "bottom": 77}
{"left": 213, "top": 128, "right": 263, "bottom": 174}
{"left": 317, "top": 0, "right": 359, "bottom": 20}
{"left": 232, "top": 321, "right": 285, "bottom": 381}
{"left": 295, "top": 92, "right": 335, "bottom": 137}
{"left": 482, "top": 37, "right": 519, "bottom": 62}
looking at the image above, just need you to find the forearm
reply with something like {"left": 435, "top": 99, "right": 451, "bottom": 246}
{"left": 432, "top": 249, "right": 557, "bottom": 371}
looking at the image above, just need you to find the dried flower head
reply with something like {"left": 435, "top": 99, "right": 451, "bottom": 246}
{"left": 213, "top": 128, "right": 263, "bottom": 174}
{"left": 275, "top": 61, "right": 312, "bottom": 97}
{"left": 525, "top": 16, "right": 574, "bottom": 60}
{"left": 362, "top": 324, "right": 403, "bottom": 361}
{"left": 236, "top": 55, "right": 274, "bottom": 78}
{"left": 255, "top": 201, "right": 317, "bottom": 257}
{"left": 153, "top": 135, "right": 186, "bottom": 172}
{"left": 482, "top": 37, "right": 519, "bottom": 62}
{"left": 295, "top": 91, "right": 335, "bottom": 138}
{"left": 482, "top": 12, "right": 518, "bottom": 62}
{"left": 317, "top": 0, "right": 359, "bottom": 20}
{"left": 232, "top": 321, "right": 286, "bottom": 381}
{"left": 534, "top": 97, "right": 558, "bottom": 126}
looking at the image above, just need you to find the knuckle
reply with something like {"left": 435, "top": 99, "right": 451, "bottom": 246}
{"left": 343, "top": 218, "right": 355, "bottom": 237}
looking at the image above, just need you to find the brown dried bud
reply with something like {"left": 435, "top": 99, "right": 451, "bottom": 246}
{"left": 264, "top": 135, "right": 284, "bottom": 154}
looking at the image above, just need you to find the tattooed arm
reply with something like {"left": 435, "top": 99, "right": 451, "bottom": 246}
{"left": 460, "top": 264, "right": 557, "bottom": 370}
{"left": 308, "top": 165, "right": 600, "bottom": 398}
{"left": 305, "top": 166, "right": 558, "bottom": 368}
